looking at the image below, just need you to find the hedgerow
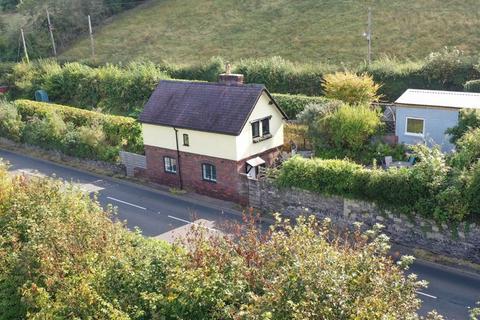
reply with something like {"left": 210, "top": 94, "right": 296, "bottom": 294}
{"left": 270, "top": 93, "right": 331, "bottom": 119}
{"left": 276, "top": 147, "right": 476, "bottom": 223}
{"left": 0, "top": 99, "right": 143, "bottom": 162}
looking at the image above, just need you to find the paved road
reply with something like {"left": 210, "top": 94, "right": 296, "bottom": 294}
{"left": 0, "top": 148, "right": 479, "bottom": 319}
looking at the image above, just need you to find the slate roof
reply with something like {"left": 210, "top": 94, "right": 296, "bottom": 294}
{"left": 395, "top": 89, "right": 480, "bottom": 109}
{"left": 139, "top": 80, "right": 286, "bottom": 135}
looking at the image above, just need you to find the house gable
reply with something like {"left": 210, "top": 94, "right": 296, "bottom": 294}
{"left": 235, "top": 92, "right": 285, "bottom": 160}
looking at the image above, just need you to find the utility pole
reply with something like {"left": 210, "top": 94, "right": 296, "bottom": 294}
{"left": 363, "top": 7, "right": 372, "bottom": 66}
{"left": 46, "top": 9, "right": 57, "bottom": 57}
{"left": 88, "top": 15, "right": 95, "bottom": 61}
{"left": 20, "top": 28, "right": 29, "bottom": 63}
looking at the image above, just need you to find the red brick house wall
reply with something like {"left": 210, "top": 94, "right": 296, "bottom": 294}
{"left": 144, "top": 145, "right": 281, "bottom": 205}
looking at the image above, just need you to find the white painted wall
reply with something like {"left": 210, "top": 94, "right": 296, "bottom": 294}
{"left": 142, "top": 123, "right": 238, "bottom": 160}
{"left": 235, "top": 92, "right": 285, "bottom": 160}
{"left": 141, "top": 91, "right": 285, "bottom": 161}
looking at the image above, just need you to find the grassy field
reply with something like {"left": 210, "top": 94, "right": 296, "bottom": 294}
{"left": 53, "top": 0, "right": 480, "bottom": 65}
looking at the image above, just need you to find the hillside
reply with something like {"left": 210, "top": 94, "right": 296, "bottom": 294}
{"left": 61, "top": 0, "right": 480, "bottom": 65}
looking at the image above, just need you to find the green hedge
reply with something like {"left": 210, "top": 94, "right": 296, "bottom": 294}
{"left": 10, "top": 60, "right": 170, "bottom": 116}
{"left": 465, "top": 79, "right": 480, "bottom": 92}
{"left": 271, "top": 93, "right": 330, "bottom": 119}
{"left": 276, "top": 155, "right": 473, "bottom": 223}
{"left": 4, "top": 99, "right": 143, "bottom": 162}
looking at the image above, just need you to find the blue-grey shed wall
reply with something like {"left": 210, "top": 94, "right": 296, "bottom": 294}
{"left": 395, "top": 106, "right": 459, "bottom": 152}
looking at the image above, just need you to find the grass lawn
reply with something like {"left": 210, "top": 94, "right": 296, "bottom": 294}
{"left": 60, "top": 0, "right": 480, "bottom": 65}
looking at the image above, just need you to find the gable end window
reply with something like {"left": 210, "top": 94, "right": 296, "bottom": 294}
{"left": 164, "top": 157, "right": 177, "bottom": 173}
{"left": 251, "top": 116, "right": 273, "bottom": 142}
{"left": 202, "top": 163, "right": 217, "bottom": 182}
{"left": 405, "top": 117, "right": 425, "bottom": 136}
{"left": 261, "top": 118, "right": 270, "bottom": 135}
{"left": 251, "top": 121, "right": 260, "bottom": 138}
{"left": 183, "top": 133, "right": 189, "bottom": 146}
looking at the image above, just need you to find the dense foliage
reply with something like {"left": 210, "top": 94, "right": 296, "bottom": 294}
{"left": 0, "top": 162, "right": 440, "bottom": 319}
{"left": 446, "top": 109, "right": 480, "bottom": 144}
{"left": 0, "top": 161, "right": 177, "bottom": 319}
{"left": 276, "top": 144, "right": 478, "bottom": 223}
{"left": 298, "top": 102, "right": 402, "bottom": 164}
{"left": 0, "top": 99, "right": 143, "bottom": 161}
{"left": 465, "top": 79, "right": 480, "bottom": 92}
{"left": 8, "top": 60, "right": 170, "bottom": 116}
{"left": 4, "top": 49, "right": 480, "bottom": 118}
{"left": 323, "top": 72, "right": 381, "bottom": 105}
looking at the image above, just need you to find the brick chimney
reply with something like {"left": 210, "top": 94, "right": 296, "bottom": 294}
{"left": 218, "top": 62, "right": 244, "bottom": 85}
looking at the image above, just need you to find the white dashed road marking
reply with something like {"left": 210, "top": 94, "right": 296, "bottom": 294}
{"left": 417, "top": 291, "right": 438, "bottom": 299}
{"left": 107, "top": 197, "right": 146, "bottom": 210}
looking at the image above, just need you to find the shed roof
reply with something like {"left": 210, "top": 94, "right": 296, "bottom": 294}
{"left": 395, "top": 89, "right": 480, "bottom": 109}
{"left": 139, "top": 80, "right": 286, "bottom": 135}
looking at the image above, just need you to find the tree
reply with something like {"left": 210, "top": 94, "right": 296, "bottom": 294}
{"left": 323, "top": 71, "right": 381, "bottom": 105}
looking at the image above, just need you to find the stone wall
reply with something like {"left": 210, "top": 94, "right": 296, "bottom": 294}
{"left": 250, "top": 178, "right": 480, "bottom": 264}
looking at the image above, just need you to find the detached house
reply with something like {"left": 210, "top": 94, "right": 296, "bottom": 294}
{"left": 138, "top": 73, "right": 287, "bottom": 204}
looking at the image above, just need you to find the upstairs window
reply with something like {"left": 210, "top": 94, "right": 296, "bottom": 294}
{"left": 164, "top": 157, "right": 177, "bottom": 173}
{"left": 251, "top": 121, "right": 260, "bottom": 138}
{"left": 202, "top": 163, "right": 217, "bottom": 182}
{"left": 183, "top": 133, "right": 190, "bottom": 146}
{"left": 405, "top": 117, "right": 425, "bottom": 136}
{"left": 251, "top": 116, "right": 272, "bottom": 142}
{"left": 261, "top": 118, "right": 270, "bottom": 135}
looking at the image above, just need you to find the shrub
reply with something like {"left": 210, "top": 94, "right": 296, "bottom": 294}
{"left": 464, "top": 79, "right": 480, "bottom": 92}
{"left": 422, "top": 47, "right": 477, "bottom": 89}
{"left": 15, "top": 99, "right": 143, "bottom": 154}
{"left": 0, "top": 100, "right": 23, "bottom": 141}
{"left": 323, "top": 71, "right": 381, "bottom": 105}
{"left": 446, "top": 109, "right": 480, "bottom": 144}
{"left": 0, "top": 162, "right": 438, "bottom": 319}
{"left": 323, "top": 104, "right": 383, "bottom": 153}
{"left": 10, "top": 60, "right": 170, "bottom": 114}
{"left": 167, "top": 56, "right": 225, "bottom": 82}
{"left": 22, "top": 112, "right": 67, "bottom": 150}
{"left": 276, "top": 144, "right": 471, "bottom": 223}
{"left": 234, "top": 56, "right": 335, "bottom": 96}
{"left": 0, "top": 162, "right": 175, "bottom": 319}
{"left": 0, "top": 99, "right": 143, "bottom": 162}
{"left": 449, "top": 127, "right": 480, "bottom": 169}
{"left": 271, "top": 93, "right": 331, "bottom": 119}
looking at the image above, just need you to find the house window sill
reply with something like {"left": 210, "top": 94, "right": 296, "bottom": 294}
{"left": 253, "top": 134, "right": 272, "bottom": 143}
{"left": 404, "top": 132, "right": 424, "bottom": 138}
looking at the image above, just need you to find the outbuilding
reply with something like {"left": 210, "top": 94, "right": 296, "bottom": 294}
{"left": 395, "top": 89, "right": 480, "bottom": 152}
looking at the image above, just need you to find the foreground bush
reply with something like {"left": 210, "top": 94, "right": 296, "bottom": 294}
{"left": 0, "top": 162, "right": 438, "bottom": 319}
{"left": 0, "top": 99, "right": 143, "bottom": 162}
{"left": 0, "top": 162, "right": 176, "bottom": 319}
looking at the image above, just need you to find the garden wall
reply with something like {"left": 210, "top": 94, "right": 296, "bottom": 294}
{"left": 250, "top": 178, "right": 480, "bottom": 264}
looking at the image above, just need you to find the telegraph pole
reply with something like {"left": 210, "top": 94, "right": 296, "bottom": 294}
{"left": 20, "top": 28, "right": 29, "bottom": 63}
{"left": 46, "top": 9, "right": 57, "bottom": 57}
{"left": 365, "top": 7, "right": 372, "bottom": 66}
{"left": 88, "top": 15, "right": 95, "bottom": 61}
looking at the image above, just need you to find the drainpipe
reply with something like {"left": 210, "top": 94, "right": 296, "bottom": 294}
{"left": 173, "top": 127, "right": 183, "bottom": 190}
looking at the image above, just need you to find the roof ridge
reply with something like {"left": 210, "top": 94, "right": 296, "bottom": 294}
{"left": 160, "top": 79, "right": 265, "bottom": 88}
{"left": 407, "top": 89, "right": 480, "bottom": 96}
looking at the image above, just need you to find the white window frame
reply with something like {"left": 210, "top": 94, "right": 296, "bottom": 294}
{"left": 164, "top": 156, "right": 177, "bottom": 174}
{"left": 202, "top": 163, "right": 217, "bottom": 183}
{"left": 405, "top": 117, "right": 425, "bottom": 137}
